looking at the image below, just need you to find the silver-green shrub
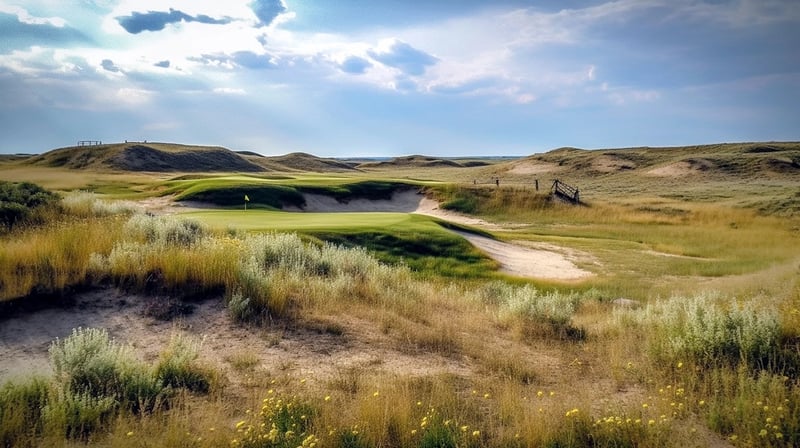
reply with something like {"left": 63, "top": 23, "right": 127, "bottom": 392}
{"left": 48, "top": 328, "right": 164, "bottom": 413}
{"left": 621, "top": 293, "right": 780, "bottom": 368}
{"left": 479, "top": 281, "right": 582, "bottom": 327}
{"left": 155, "top": 333, "right": 212, "bottom": 393}
{"left": 124, "top": 214, "right": 206, "bottom": 247}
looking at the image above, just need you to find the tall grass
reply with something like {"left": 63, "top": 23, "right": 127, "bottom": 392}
{"left": 615, "top": 293, "right": 800, "bottom": 446}
{"left": 60, "top": 190, "right": 139, "bottom": 217}
{"left": 0, "top": 218, "right": 121, "bottom": 301}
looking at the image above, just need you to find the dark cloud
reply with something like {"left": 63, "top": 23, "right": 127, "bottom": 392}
{"left": 116, "top": 8, "right": 231, "bottom": 34}
{"left": 368, "top": 40, "right": 438, "bottom": 76}
{"left": 154, "top": 60, "right": 170, "bottom": 68}
{"left": 339, "top": 56, "right": 371, "bottom": 75}
{"left": 101, "top": 59, "right": 120, "bottom": 73}
{"left": 0, "top": 12, "right": 90, "bottom": 53}
{"left": 250, "top": 0, "right": 286, "bottom": 27}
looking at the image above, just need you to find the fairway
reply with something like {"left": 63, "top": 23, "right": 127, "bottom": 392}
{"left": 182, "top": 209, "right": 423, "bottom": 232}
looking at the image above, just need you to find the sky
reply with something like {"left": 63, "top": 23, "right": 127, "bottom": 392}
{"left": 0, "top": 0, "right": 798, "bottom": 157}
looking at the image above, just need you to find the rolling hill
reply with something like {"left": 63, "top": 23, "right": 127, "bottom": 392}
{"left": 26, "top": 142, "right": 264, "bottom": 172}
{"left": 505, "top": 142, "right": 800, "bottom": 179}
{"left": 358, "top": 155, "right": 465, "bottom": 169}
{"left": 253, "top": 152, "right": 359, "bottom": 172}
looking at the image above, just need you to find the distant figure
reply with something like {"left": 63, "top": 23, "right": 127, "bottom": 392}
{"left": 495, "top": 178, "right": 500, "bottom": 187}
{"left": 473, "top": 179, "right": 476, "bottom": 185}
{"left": 535, "top": 179, "right": 539, "bottom": 191}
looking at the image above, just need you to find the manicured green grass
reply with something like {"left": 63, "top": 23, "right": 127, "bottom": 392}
{"left": 181, "top": 210, "right": 498, "bottom": 277}
{"left": 182, "top": 209, "right": 417, "bottom": 232}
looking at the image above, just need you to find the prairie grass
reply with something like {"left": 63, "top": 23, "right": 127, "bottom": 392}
{"left": 0, "top": 217, "right": 121, "bottom": 301}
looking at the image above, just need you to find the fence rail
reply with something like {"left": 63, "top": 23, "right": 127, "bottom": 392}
{"left": 551, "top": 179, "right": 580, "bottom": 204}
{"left": 77, "top": 140, "right": 102, "bottom": 146}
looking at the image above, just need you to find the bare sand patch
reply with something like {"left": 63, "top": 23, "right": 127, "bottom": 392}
{"left": 592, "top": 155, "right": 636, "bottom": 173}
{"left": 451, "top": 231, "right": 593, "bottom": 281}
{"left": 0, "top": 289, "right": 471, "bottom": 386}
{"left": 646, "top": 161, "right": 695, "bottom": 177}
{"left": 508, "top": 160, "right": 562, "bottom": 175}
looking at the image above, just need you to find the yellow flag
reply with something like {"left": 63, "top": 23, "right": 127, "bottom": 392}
{"left": 244, "top": 194, "right": 250, "bottom": 202}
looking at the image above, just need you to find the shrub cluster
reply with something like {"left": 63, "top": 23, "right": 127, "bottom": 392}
{"left": 0, "top": 181, "right": 59, "bottom": 230}
{"left": 0, "top": 327, "right": 214, "bottom": 444}
{"left": 478, "top": 282, "right": 585, "bottom": 339}
{"left": 628, "top": 293, "right": 781, "bottom": 369}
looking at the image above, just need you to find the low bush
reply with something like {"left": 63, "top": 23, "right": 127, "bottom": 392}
{"left": 49, "top": 327, "right": 166, "bottom": 414}
{"left": 155, "top": 333, "right": 214, "bottom": 393}
{"left": 478, "top": 282, "right": 585, "bottom": 340}
{"left": 0, "top": 181, "right": 59, "bottom": 230}
{"left": 628, "top": 294, "right": 781, "bottom": 369}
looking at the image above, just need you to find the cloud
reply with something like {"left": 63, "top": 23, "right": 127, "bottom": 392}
{"left": 116, "top": 87, "right": 152, "bottom": 105}
{"left": 101, "top": 59, "right": 120, "bottom": 72}
{"left": 339, "top": 56, "right": 371, "bottom": 75}
{"left": 193, "top": 51, "right": 277, "bottom": 70}
{"left": 368, "top": 39, "right": 438, "bottom": 76}
{"left": 0, "top": 5, "right": 67, "bottom": 27}
{"left": 213, "top": 87, "right": 246, "bottom": 95}
{"left": 232, "top": 51, "right": 277, "bottom": 69}
{"left": 116, "top": 8, "right": 232, "bottom": 34}
{"left": 392, "top": 77, "right": 417, "bottom": 92}
{"left": 154, "top": 60, "right": 170, "bottom": 68}
{"left": 250, "top": 0, "right": 286, "bottom": 27}
{"left": 0, "top": 12, "right": 89, "bottom": 53}
{"left": 429, "top": 77, "right": 500, "bottom": 95}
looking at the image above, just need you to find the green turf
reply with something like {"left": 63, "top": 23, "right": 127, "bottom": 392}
{"left": 181, "top": 210, "right": 498, "bottom": 277}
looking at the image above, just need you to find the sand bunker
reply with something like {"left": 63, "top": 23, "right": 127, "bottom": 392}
{"left": 285, "top": 190, "right": 422, "bottom": 213}
{"left": 452, "top": 231, "right": 593, "bottom": 280}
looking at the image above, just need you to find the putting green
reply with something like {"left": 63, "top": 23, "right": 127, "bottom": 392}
{"left": 181, "top": 209, "right": 424, "bottom": 232}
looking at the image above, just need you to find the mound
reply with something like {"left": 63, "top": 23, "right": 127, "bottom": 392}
{"left": 509, "top": 142, "right": 800, "bottom": 180}
{"left": 28, "top": 142, "right": 264, "bottom": 172}
{"left": 111, "top": 145, "right": 263, "bottom": 172}
{"left": 360, "top": 155, "right": 463, "bottom": 169}
{"left": 262, "top": 152, "right": 358, "bottom": 172}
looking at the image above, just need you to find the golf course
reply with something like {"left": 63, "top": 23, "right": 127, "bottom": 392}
{"left": 1, "top": 141, "right": 799, "bottom": 447}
